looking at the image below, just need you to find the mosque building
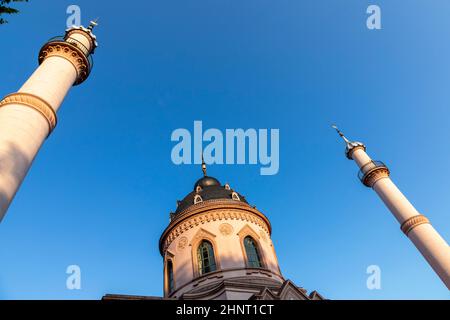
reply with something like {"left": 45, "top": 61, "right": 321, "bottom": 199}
{"left": 1, "top": 23, "right": 448, "bottom": 300}
{"left": 104, "top": 160, "right": 324, "bottom": 300}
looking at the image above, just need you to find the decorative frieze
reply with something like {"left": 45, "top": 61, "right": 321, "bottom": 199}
{"left": 401, "top": 214, "right": 430, "bottom": 236}
{"left": 38, "top": 41, "right": 90, "bottom": 85}
{"left": 177, "top": 236, "right": 188, "bottom": 251}
{"left": 161, "top": 206, "right": 271, "bottom": 254}
{"left": 219, "top": 223, "right": 233, "bottom": 236}
{"left": 260, "top": 230, "right": 268, "bottom": 243}
{"left": 0, "top": 92, "right": 57, "bottom": 135}
{"left": 362, "top": 166, "right": 390, "bottom": 187}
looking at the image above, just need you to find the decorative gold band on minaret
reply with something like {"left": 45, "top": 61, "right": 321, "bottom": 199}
{"left": 0, "top": 92, "right": 57, "bottom": 135}
{"left": 401, "top": 214, "right": 430, "bottom": 236}
{"left": 38, "top": 41, "right": 90, "bottom": 85}
{"left": 362, "top": 166, "right": 390, "bottom": 187}
{"left": 358, "top": 160, "right": 390, "bottom": 187}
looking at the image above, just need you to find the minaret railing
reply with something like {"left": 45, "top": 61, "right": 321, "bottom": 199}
{"left": 357, "top": 160, "right": 388, "bottom": 183}
{"left": 44, "top": 36, "right": 94, "bottom": 68}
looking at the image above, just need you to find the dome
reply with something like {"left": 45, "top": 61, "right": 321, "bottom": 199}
{"left": 194, "top": 176, "right": 221, "bottom": 190}
{"left": 174, "top": 175, "right": 248, "bottom": 215}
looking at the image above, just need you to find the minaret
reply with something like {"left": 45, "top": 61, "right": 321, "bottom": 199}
{"left": 0, "top": 21, "right": 98, "bottom": 221}
{"left": 333, "top": 125, "right": 450, "bottom": 289}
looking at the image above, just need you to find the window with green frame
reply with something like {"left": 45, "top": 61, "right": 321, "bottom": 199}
{"left": 244, "top": 236, "right": 263, "bottom": 268}
{"left": 197, "top": 240, "right": 217, "bottom": 275}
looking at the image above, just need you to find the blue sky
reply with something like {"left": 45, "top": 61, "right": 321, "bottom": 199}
{"left": 0, "top": 0, "right": 449, "bottom": 299}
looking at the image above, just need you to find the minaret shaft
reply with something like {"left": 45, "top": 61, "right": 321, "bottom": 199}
{"left": 0, "top": 25, "right": 97, "bottom": 221}
{"left": 372, "top": 176, "right": 419, "bottom": 223}
{"left": 350, "top": 148, "right": 371, "bottom": 167}
{"left": 351, "top": 148, "right": 450, "bottom": 289}
{"left": 0, "top": 102, "right": 48, "bottom": 217}
{"left": 19, "top": 57, "right": 78, "bottom": 110}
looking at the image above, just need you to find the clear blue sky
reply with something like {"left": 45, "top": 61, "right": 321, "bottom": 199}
{"left": 0, "top": 0, "right": 449, "bottom": 299}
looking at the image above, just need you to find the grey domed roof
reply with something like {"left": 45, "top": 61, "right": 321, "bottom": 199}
{"left": 174, "top": 176, "right": 248, "bottom": 215}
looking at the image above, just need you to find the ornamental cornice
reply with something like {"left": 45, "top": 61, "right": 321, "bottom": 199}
{"left": 363, "top": 166, "right": 390, "bottom": 187}
{"left": 400, "top": 214, "right": 430, "bottom": 236}
{"left": 38, "top": 41, "right": 90, "bottom": 85}
{"left": 0, "top": 92, "right": 56, "bottom": 135}
{"left": 159, "top": 200, "right": 271, "bottom": 255}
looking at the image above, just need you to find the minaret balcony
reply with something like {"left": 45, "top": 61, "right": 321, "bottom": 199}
{"left": 38, "top": 36, "right": 94, "bottom": 85}
{"left": 42, "top": 36, "right": 93, "bottom": 65}
{"left": 358, "top": 160, "right": 390, "bottom": 187}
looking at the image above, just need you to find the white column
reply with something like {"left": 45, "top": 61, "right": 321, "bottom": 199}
{"left": 351, "top": 148, "right": 450, "bottom": 289}
{"left": 0, "top": 27, "right": 96, "bottom": 221}
{"left": 19, "top": 57, "right": 77, "bottom": 111}
{"left": 0, "top": 102, "right": 49, "bottom": 219}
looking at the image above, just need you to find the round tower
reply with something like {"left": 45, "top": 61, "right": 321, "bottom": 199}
{"left": 103, "top": 162, "right": 323, "bottom": 301}
{"left": 158, "top": 159, "right": 324, "bottom": 301}
{"left": 333, "top": 125, "right": 450, "bottom": 289}
{"left": 0, "top": 22, "right": 98, "bottom": 221}
{"left": 159, "top": 165, "right": 284, "bottom": 300}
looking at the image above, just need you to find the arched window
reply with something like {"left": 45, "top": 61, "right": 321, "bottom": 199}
{"left": 244, "top": 236, "right": 262, "bottom": 268}
{"left": 167, "top": 260, "right": 174, "bottom": 293}
{"left": 197, "top": 240, "right": 217, "bottom": 275}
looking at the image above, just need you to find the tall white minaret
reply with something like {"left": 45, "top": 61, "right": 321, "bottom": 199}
{"left": 333, "top": 125, "right": 450, "bottom": 289}
{"left": 0, "top": 21, "right": 98, "bottom": 221}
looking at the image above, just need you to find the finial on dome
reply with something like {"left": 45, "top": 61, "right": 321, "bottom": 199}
{"left": 88, "top": 18, "right": 99, "bottom": 31}
{"left": 332, "top": 124, "right": 366, "bottom": 159}
{"left": 201, "top": 153, "right": 207, "bottom": 177}
{"left": 332, "top": 124, "right": 350, "bottom": 144}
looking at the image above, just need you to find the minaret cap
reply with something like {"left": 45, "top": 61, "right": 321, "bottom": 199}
{"left": 88, "top": 19, "right": 98, "bottom": 31}
{"left": 332, "top": 125, "right": 366, "bottom": 159}
{"left": 65, "top": 19, "right": 99, "bottom": 53}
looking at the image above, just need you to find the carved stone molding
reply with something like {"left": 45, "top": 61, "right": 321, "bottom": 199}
{"left": 38, "top": 41, "right": 90, "bottom": 85}
{"left": 260, "top": 230, "right": 268, "bottom": 243}
{"left": 177, "top": 236, "right": 188, "bottom": 251}
{"left": 189, "top": 228, "right": 221, "bottom": 278}
{"left": 363, "top": 167, "right": 390, "bottom": 187}
{"left": 173, "top": 199, "right": 270, "bottom": 224}
{"left": 190, "top": 228, "right": 217, "bottom": 246}
{"left": 0, "top": 92, "right": 57, "bottom": 135}
{"left": 168, "top": 267, "right": 285, "bottom": 298}
{"left": 237, "top": 224, "right": 269, "bottom": 269}
{"left": 160, "top": 207, "right": 271, "bottom": 255}
{"left": 219, "top": 223, "right": 233, "bottom": 236}
{"left": 401, "top": 214, "right": 430, "bottom": 236}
